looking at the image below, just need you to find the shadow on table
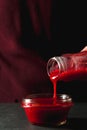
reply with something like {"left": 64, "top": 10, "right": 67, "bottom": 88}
{"left": 30, "top": 118, "right": 87, "bottom": 129}
{"left": 65, "top": 118, "right": 87, "bottom": 130}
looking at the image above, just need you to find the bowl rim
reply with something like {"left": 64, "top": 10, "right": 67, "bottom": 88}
{"left": 21, "top": 93, "right": 73, "bottom": 108}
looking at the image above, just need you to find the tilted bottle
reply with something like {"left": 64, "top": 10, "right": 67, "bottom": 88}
{"left": 47, "top": 51, "right": 87, "bottom": 81}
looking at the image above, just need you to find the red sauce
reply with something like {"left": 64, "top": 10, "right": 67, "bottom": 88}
{"left": 22, "top": 52, "right": 87, "bottom": 126}
{"left": 22, "top": 68, "right": 87, "bottom": 126}
{"left": 22, "top": 67, "right": 87, "bottom": 126}
{"left": 23, "top": 96, "right": 73, "bottom": 126}
{"left": 50, "top": 68, "right": 87, "bottom": 99}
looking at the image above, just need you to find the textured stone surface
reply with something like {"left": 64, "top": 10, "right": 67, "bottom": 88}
{"left": 0, "top": 103, "right": 87, "bottom": 130}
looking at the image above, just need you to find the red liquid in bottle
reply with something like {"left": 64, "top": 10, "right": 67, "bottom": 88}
{"left": 50, "top": 68, "right": 87, "bottom": 100}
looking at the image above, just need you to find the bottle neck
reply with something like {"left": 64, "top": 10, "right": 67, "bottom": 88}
{"left": 47, "top": 56, "right": 68, "bottom": 76}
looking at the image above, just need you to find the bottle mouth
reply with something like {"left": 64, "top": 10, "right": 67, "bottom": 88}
{"left": 22, "top": 93, "right": 73, "bottom": 108}
{"left": 47, "top": 57, "right": 60, "bottom": 76}
{"left": 47, "top": 57, "right": 67, "bottom": 77}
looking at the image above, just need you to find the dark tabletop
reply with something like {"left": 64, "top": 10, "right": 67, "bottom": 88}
{"left": 0, "top": 103, "right": 87, "bottom": 130}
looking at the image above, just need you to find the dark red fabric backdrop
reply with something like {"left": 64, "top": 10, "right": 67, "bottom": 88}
{"left": 0, "top": 0, "right": 87, "bottom": 102}
{"left": 0, "top": 0, "right": 52, "bottom": 102}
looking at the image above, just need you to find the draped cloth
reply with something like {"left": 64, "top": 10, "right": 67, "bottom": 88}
{"left": 0, "top": 0, "right": 52, "bottom": 102}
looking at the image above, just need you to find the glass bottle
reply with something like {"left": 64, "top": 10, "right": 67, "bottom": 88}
{"left": 47, "top": 51, "right": 87, "bottom": 81}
